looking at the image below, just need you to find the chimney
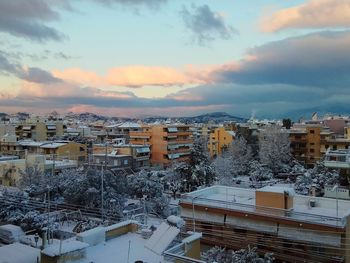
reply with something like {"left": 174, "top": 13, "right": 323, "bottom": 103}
{"left": 310, "top": 184, "right": 316, "bottom": 197}
{"left": 41, "top": 227, "right": 47, "bottom": 249}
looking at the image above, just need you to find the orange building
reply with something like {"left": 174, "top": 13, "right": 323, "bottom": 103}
{"left": 129, "top": 125, "right": 193, "bottom": 167}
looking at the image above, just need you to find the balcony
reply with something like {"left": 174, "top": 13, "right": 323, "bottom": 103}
{"left": 324, "top": 149, "right": 350, "bottom": 169}
{"left": 167, "top": 139, "right": 193, "bottom": 145}
{"left": 129, "top": 131, "right": 151, "bottom": 139}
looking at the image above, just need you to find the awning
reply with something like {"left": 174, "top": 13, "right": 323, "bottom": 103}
{"left": 22, "top": 126, "right": 32, "bottom": 130}
{"left": 168, "top": 153, "right": 180, "bottom": 159}
{"left": 167, "top": 127, "right": 178, "bottom": 133}
{"left": 46, "top": 125, "right": 56, "bottom": 130}
{"left": 136, "top": 147, "right": 150, "bottom": 153}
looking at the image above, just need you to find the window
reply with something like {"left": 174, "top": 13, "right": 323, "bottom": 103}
{"left": 123, "top": 159, "right": 128, "bottom": 165}
{"left": 310, "top": 149, "right": 314, "bottom": 153}
{"left": 310, "top": 142, "right": 315, "bottom": 146}
{"left": 310, "top": 130, "right": 315, "bottom": 134}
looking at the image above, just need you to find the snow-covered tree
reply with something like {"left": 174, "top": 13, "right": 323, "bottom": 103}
{"left": 295, "top": 162, "right": 339, "bottom": 196}
{"left": 229, "top": 136, "right": 254, "bottom": 176}
{"left": 259, "top": 126, "right": 291, "bottom": 175}
{"left": 18, "top": 165, "right": 48, "bottom": 196}
{"left": 202, "top": 246, "right": 274, "bottom": 263}
{"left": 248, "top": 160, "right": 273, "bottom": 183}
{"left": 213, "top": 155, "right": 235, "bottom": 186}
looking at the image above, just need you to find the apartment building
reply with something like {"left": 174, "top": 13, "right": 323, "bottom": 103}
{"left": 0, "top": 140, "right": 87, "bottom": 164}
{"left": 207, "top": 127, "right": 235, "bottom": 157}
{"left": 0, "top": 154, "right": 77, "bottom": 186}
{"left": 180, "top": 185, "right": 350, "bottom": 263}
{"left": 105, "top": 122, "right": 141, "bottom": 143}
{"left": 15, "top": 121, "right": 66, "bottom": 141}
{"left": 129, "top": 125, "right": 193, "bottom": 167}
{"left": 324, "top": 149, "right": 350, "bottom": 186}
{"left": 290, "top": 124, "right": 350, "bottom": 167}
{"left": 114, "top": 144, "right": 150, "bottom": 170}
{"left": 91, "top": 152, "right": 132, "bottom": 173}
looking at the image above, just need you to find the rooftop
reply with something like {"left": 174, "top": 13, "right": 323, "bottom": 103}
{"left": 181, "top": 185, "right": 350, "bottom": 227}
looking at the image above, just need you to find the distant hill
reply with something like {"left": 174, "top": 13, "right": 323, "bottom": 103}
{"left": 142, "top": 112, "right": 247, "bottom": 124}
{"left": 181, "top": 112, "right": 247, "bottom": 123}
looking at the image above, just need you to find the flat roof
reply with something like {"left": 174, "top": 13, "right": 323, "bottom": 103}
{"left": 81, "top": 232, "right": 162, "bottom": 263}
{"left": 181, "top": 185, "right": 350, "bottom": 227}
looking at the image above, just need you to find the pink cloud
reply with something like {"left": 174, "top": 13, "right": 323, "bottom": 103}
{"left": 52, "top": 64, "right": 233, "bottom": 88}
{"left": 261, "top": 0, "right": 350, "bottom": 32}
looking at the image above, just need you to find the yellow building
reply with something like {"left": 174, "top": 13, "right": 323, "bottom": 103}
{"left": 208, "top": 127, "right": 235, "bottom": 157}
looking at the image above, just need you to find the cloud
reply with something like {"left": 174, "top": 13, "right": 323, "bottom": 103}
{"left": 92, "top": 0, "right": 166, "bottom": 9}
{"left": 0, "top": 0, "right": 71, "bottom": 41}
{"left": 180, "top": 4, "right": 238, "bottom": 45}
{"left": 0, "top": 50, "right": 61, "bottom": 84}
{"left": 19, "top": 67, "right": 62, "bottom": 84}
{"left": 52, "top": 65, "right": 211, "bottom": 87}
{"left": 261, "top": 0, "right": 350, "bottom": 32}
{"left": 212, "top": 30, "right": 350, "bottom": 88}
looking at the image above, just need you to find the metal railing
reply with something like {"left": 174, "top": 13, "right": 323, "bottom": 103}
{"left": 181, "top": 195, "right": 344, "bottom": 227}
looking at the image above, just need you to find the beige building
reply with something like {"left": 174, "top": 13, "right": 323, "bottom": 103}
{"left": 0, "top": 154, "right": 77, "bottom": 186}
{"left": 180, "top": 185, "right": 350, "bottom": 263}
{"left": 15, "top": 121, "right": 66, "bottom": 141}
{"left": 0, "top": 140, "right": 87, "bottom": 164}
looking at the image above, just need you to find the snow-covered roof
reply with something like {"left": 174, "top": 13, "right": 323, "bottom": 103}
{"left": 42, "top": 240, "right": 89, "bottom": 257}
{"left": 118, "top": 122, "right": 141, "bottom": 128}
{"left": 257, "top": 186, "right": 295, "bottom": 196}
{"left": 145, "top": 222, "right": 180, "bottom": 255}
{"left": 227, "top": 131, "right": 236, "bottom": 137}
{"left": 182, "top": 185, "right": 350, "bottom": 227}
{"left": 0, "top": 243, "right": 40, "bottom": 263}
{"left": 40, "top": 142, "right": 67, "bottom": 149}
{"left": 18, "top": 140, "right": 45, "bottom": 147}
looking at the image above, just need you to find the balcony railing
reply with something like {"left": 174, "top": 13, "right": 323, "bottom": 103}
{"left": 181, "top": 195, "right": 344, "bottom": 228}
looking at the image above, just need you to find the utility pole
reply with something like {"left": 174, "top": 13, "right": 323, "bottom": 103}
{"left": 47, "top": 185, "right": 51, "bottom": 244}
{"left": 101, "top": 142, "right": 108, "bottom": 221}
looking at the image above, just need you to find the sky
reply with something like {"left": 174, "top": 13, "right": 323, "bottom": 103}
{"left": 0, "top": 0, "right": 350, "bottom": 119}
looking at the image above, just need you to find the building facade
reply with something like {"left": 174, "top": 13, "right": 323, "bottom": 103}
{"left": 180, "top": 185, "right": 350, "bottom": 263}
{"left": 207, "top": 127, "right": 235, "bottom": 158}
{"left": 130, "top": 125, "right": 193, "bottom": 167}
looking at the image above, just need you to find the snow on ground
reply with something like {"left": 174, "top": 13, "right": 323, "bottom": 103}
{"left": 0, "top": 243, "right": 40, "bottom": 263}
{"left": 42, "top": 239, "right": 89, "bottom": 257}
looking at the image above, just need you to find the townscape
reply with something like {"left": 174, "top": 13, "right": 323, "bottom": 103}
{"left": 0, "top": 112, "right": 349, "bottom": 263}
{"left": 1, "top": 0, "right": 350, "bottom": 262}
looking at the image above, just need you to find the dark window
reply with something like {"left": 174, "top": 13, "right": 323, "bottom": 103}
{"left": 310, "top": 130, "right": 315, "bottom": 134}
{"left": 310, "top": 149, "right": 314, "bottom": 153}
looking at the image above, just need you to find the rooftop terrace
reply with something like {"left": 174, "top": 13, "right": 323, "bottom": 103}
{"left": 181, "top": 185, "right": 350, "bottom": 227}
